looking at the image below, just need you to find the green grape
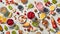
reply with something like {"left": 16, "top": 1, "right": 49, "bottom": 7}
{"left": 50, "top": 29, "right": 55, "bottom": 32}
{"left": 12, "top": 30, "right": 16, "bottom": 34}
{"left": 44, "top": 0, "right": 48, "bottom": 3}
{"left": 32, "top": 21, "right": 39, "bottom": 27}
{"left": 52, "top": 0, "right": 57, "bottom": 4}
{"left": 14, "top": 25, "right": 19, "bottom": 30}
{"left": 28, "top": 4, "right": 34, "bottom": 9}
{"left": 4, "top": 25, "right": 8, "bottom": 31}
{"left": 8, "top": 5, "right": 13, "bottom": 10}
{"left": 57, "top": 3, "right": 60, "bottom": 7}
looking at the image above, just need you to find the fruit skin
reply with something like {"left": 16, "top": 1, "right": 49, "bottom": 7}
{"left": 27, "top": 12, "right": 35, "bottom": 19}
{"left": 51, "top": 17, "right": 57, "bottom": 29}
{"left": 7, "top": 19, "right": 14, "bottom": 26}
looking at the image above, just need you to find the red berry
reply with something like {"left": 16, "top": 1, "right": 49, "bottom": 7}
{"left": 57, "top": 18, "right": 60, "bottom": 24}
{"left": 47, "top": 1, "right": 51, "bottom": 4}
{"left": 45, "top": 3, "right": 48, "bottom": 6}
{"left": 27, "top": 12, "right": 35, "bottom": 19}
{"left": 16, "top": 12, "right": 20, "bottom": 15}
{"left": 0, "top": 0, "right": 2, "bottom": 2}
{"left": 7, "top": 19, "right": 14, "bottom": 26}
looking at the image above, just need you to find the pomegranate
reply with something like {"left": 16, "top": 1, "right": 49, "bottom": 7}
{"left": 27, "top": 12, "right": 35, "bottom": 19}
{"left": 7, "top": 19, "right": 14, "bottom": 26}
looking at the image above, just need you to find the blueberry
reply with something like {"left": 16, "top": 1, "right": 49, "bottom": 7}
{"left": 56, "top": 8, "right": 60, "bottom": 13}
{"left": 18, "top": 5, "right": 24, "bottom": 11}
{"left": 43, "top": 8, "right": 49, "bottom": 13}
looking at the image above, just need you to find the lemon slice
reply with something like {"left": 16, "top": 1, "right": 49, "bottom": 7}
{"left": 50, "top": 5, "right": 55, "bottom": 10}
{"left": 39, "top": 13, "right": 46, "bottom": 20}
{"left": 56, "top": 31, "right": 60, "bottom": 34}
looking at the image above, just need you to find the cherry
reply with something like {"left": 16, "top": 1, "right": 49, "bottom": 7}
{"left": 7, "top": 19, "right": 14, "bottom": 26}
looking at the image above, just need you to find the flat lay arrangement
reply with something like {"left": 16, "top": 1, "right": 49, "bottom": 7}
{"left": 0, "top": 0, "right": 60, "bottom": 34}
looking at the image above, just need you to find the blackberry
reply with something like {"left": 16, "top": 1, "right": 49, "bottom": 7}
{"left": 18, "top": 5, "right": 24, "bottom": 11}
{"left": 43, "top": 8, "right": 49, "bottom": 13}
{"left": 56, "top": 8, "right": 60, "bottom": 14}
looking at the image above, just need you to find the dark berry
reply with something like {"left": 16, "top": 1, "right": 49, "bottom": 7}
{"left": 18, "top": 5, "right": 24, "bottom": 11}
{"left": 56, "top": 8, "right": 60, "bottom": 13}
{"left": 0, "top": 0, "right": 2, "bottom": 2}
{"left": 43, "top": 8, "right": 49, "bottom": 13}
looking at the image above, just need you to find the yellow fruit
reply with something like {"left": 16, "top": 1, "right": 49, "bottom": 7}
{"left": 0, "top": 25, "right": 3, "bottom": 31}
{"left": 56, "top": 31, "right": 60, "bottom": 34}
{"left": 23, "top": 22, "right": 30, "bottom": 27}
{"left": 39, "top": 13, "right": 46, "bottom": 20}
{"left": 50, "top": 5, "right": 55, "bottom": 10}
{"left": 2, "top": 17, "right": 7, "bottom": 23}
